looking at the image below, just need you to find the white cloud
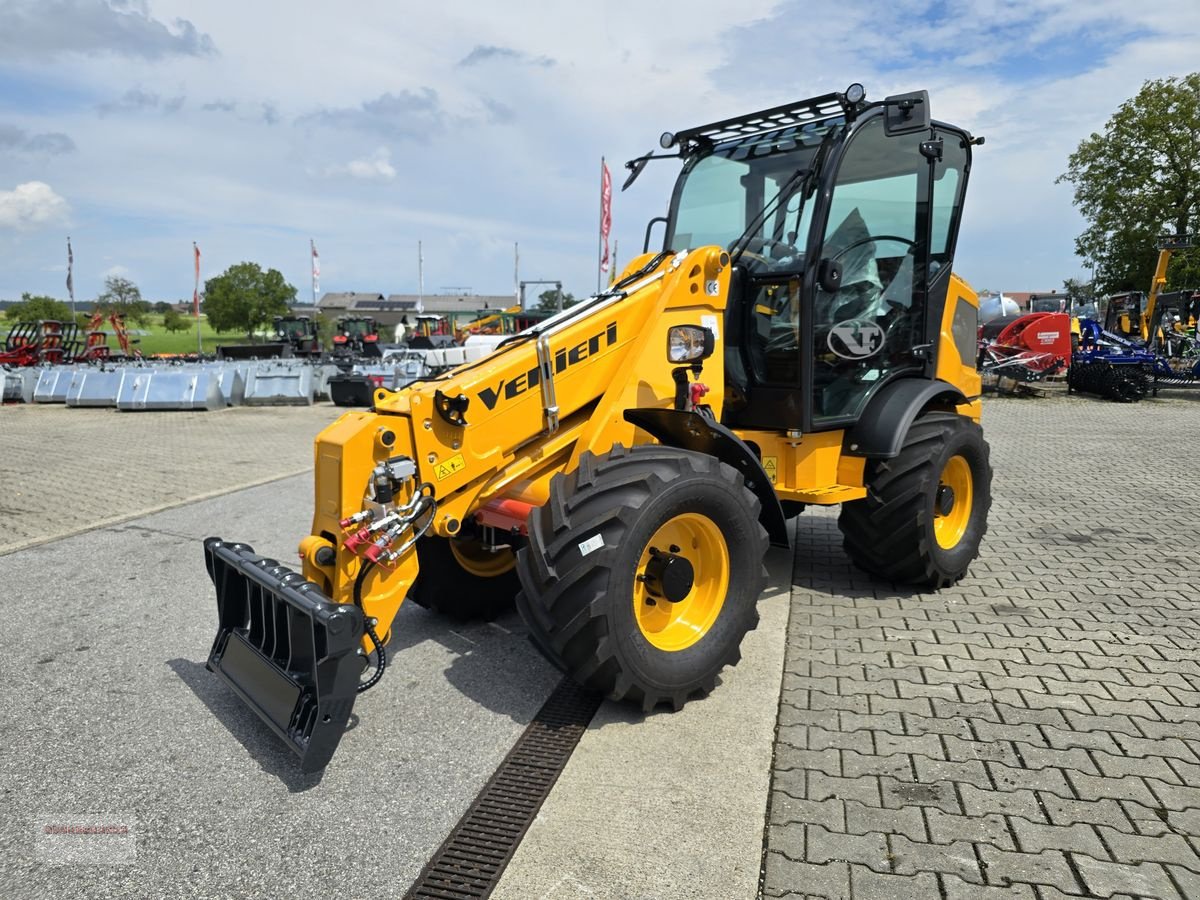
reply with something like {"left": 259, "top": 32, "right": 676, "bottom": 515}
{"left": 0, "top": 181, "right": 70, "bottom": 230}
{"left": 321, "top": 147, "right": 397, "bottom": 181}
{"left": 0, "top": 0, "right": 215, "bottom": 60}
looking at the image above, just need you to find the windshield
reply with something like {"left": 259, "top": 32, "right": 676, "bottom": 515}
{"left": 667, "top": 119, "right": 844, "bottom": 274}
{"left": 342, "top": 319, "right": 371, "bottom": 337}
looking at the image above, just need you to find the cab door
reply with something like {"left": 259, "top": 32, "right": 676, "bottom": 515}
{"left": 807, "top": 114, "right": 934, "bottom": 428}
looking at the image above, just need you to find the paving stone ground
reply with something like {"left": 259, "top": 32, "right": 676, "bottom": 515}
{"left": 0, "top": 404, "right": 343, "bottom": 554}
{"left": 764, "top": 391, "right": 1200, "bottom": 900}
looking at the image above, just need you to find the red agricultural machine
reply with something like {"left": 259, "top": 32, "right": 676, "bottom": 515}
{"left": 0, "top": 320, "right": 76, "bottom": 366}
{"left": 978, "top": 312, "right": 1072, "bottom": 389}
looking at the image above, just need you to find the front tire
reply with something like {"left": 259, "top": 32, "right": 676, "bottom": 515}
{"left": 516, "top": 445, "right": 769, "bottom": 711}
{"left": 839, "top": 413, "right": 991, "bottom": 589}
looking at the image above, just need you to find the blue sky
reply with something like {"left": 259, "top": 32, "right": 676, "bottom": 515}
{"left": 1, "top": 0, "right": 1198, "bottom": 303}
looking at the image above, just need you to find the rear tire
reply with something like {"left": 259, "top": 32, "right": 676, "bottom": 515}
{"left": 407, "top": 536, "right": 519, "bottom": 621}
{"left": 516, "top": 445, "right": 769, "bottom": 711}
{"left": 839, "top": 413, "right": 991, "bottom": 589}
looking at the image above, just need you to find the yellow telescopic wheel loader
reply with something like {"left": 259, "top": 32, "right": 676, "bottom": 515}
{"left": 203, "top": 84, "right": 992, "bottom": 771}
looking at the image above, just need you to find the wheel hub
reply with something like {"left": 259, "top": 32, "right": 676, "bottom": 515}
{"left": 641, "top": 548, "right": 695, "bottom": 603}
{"left": 935, "top": 484, "right": 955, "bottom": 517}
{"left": 633, "top": 512, "right": 730, "bottom": 652}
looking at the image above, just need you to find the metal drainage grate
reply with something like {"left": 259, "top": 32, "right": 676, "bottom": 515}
{"left": 404, "top": 677, "right": 603, "bottom": 899}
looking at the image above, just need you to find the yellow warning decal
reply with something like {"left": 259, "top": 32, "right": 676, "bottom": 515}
{"left": 434, "top": 454, "right": 467, "bottom": 481}
{"left": 762, "top": 456, "right": 778, "bottom": 484}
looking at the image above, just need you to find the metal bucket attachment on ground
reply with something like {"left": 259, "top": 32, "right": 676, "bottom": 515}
{"left": 33, "top": 366, "right": 75, "bottom": 403}
{"left": 211, "top": 363, "right": 246, "bottom": 406}
{"left": 243, "top": 362, "right": 314, "bottom": 406}
{"left": 3, "top": 368, "right": 38, "bottom": 403}
{"left": 203, "top": 538, "right": 364, "bottom": 772}
{"left": 311, "top": 364, "right": 339, "bottom": 401}
{"left": 65, "top": 367, "right": 127, "bottom": 407}
{"left": 116, "top": 368, "right": 224, "bottom": 411}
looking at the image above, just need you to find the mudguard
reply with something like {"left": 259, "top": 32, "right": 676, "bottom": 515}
{"left": 624, "top": 408, "right": 789, "bottom": 547}
{"left": 843, "top": 378, "right": 967, "bottom": 459}
{"left": 203, "top": 538, "right": 365, "bottom": 773}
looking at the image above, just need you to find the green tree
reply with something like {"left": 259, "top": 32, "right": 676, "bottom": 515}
{"left": 202, "top": 262, "right": 297, "bottom": 339}
{"left": 162, "top": 306, "right": 190, "bottom": 334}
{"left": 314, "top": 311, "right": 337, "bottom": 350}
{"left": 1062, "top": 277, "right": 1093, "bottom": 304}
{"left": 153, "top": 300, "right": 172, "bottom": 314}
{"left": 1058, "top": 73, "right": 1200, "bottom": 295}
{"left": 95, "top": 275, "right": 151, "bottom": 325}
{"left": 6, "top": 293, "right": 72, "bottom": 323}
{"left": 535, "top": 288, "right": 577, "bottom": 312}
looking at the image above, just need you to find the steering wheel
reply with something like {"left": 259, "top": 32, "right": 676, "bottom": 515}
{"left": 829, "top": 234, "right": 914, "bottom": 263}
{"left": 729, "top": 237, "right": 803, "bottom": 270}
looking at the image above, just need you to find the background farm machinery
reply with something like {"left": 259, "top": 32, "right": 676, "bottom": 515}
{"left": 977, "top": 311, "right": 1072, "bottom": 392}
{"left": 1068, "top": 236, "right": 1198, "bottom": 401}
{"left": 0, "top": 313, "right": 137, "bottom": 368}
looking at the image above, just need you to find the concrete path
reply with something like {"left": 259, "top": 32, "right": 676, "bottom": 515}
{"left": 0, "top": 404, "right": 343, "bottom": 554}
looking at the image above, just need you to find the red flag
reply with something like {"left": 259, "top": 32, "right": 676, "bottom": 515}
{"left": 599, "top": 160, "right": 612, "bottom": 273}
{"left": 193, "top": 243, "right": 201, "bottom": 317}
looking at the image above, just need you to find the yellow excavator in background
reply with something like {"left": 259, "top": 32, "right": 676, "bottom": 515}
{"left": 1103, "top": 235, "right": 1195, "bottom": 342}
{"left": 203, "top": 84, "right": 992, "bottom": 771}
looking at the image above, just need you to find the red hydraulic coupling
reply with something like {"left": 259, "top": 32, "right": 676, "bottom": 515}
{"left": 339, "top": 509, "right": 376, "bottom": 529}
{"left": 362, "top": 521, "right": 409, "bottom": 563}
{"left": 344, "top": 529, "right": 370, "bottom": 553}
{"left": 690, "top": 382, "right": 710, "bottom": 406}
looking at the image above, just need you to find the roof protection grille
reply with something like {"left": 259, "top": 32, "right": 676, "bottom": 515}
{"left": 671, "top": 92, "right": 851, "bottom": 151}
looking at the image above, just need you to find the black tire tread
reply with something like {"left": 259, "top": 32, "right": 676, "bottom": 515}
{"left": 516, "top": 444, "right": 769, "bottom": 711}
{"left": 839, "top": 413, "right": 992, "bottom": 589}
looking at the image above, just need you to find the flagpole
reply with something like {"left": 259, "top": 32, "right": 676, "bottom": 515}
{"left": 66, "top": 237, "right": 75, "bottom": 321}
{"left": 596, "top": 156, "right": 604, "bottom": 293}
{"left": 417, "top": 240, "right": 424, "bottom": 314}
{"left": 193, "top": 242, "right": 202, "bottom": 357}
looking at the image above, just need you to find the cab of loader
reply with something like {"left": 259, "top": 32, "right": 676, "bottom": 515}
{"left": 654, "top": 86, "right": 977, "bottom": 434}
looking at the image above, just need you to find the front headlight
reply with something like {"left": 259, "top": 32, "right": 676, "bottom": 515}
{"left": 667, "top": 325, "right": 715, "bottom": 363}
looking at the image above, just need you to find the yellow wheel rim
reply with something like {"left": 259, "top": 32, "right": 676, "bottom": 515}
{"left": 449, "top": 540, "right": 516, "bottom": 577}
{"left": 934, "top": 455, "right": 974, "bottom": 550}
{"left": 633, "top": 513, "right": 730, "bottom": 652}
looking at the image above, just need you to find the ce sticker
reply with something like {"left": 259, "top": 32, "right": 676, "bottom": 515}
{"left": 827, "top": 318, "right": 885, "bottom": 360}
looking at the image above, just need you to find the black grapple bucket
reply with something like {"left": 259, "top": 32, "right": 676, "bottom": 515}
{"left": 203, "top": 538, "right": 364, "bottom": 773}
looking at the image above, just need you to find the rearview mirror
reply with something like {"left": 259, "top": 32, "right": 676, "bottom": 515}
{"left": 818, "top": 258, "right": 843, "bottom": 292}
{"left": 623, "top": 153, "right": 651, "bottom": 191}
{"left": 883, "top": 90, "right": 931, "bottom": 136}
